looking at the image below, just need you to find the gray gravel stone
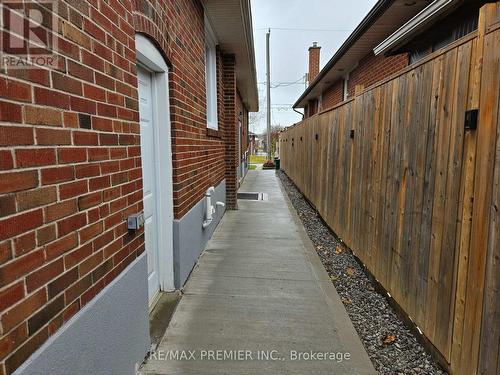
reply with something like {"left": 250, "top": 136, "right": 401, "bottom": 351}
{"left": 278, "top": 171, "right": 446, "bottom": 375}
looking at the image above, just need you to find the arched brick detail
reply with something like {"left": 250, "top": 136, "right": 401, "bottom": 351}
{"left": 132, "top": 13, "right": 171, "bottom": 64}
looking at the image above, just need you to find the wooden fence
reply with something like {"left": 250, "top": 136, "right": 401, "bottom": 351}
{"left": 280, "top": 3, "right": 499, "bottom": 374}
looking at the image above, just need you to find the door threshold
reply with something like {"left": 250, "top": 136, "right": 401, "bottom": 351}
{"left": 149, "top": 291, "right": 182, "bottom": 346}
{"left": 148, "top": 291, "right": 162, "bottom": 313}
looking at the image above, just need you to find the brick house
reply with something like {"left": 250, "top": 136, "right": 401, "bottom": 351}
{"left": 293, "top": 0, "right": 429, "bottom": 118}
{"left": 296, "top": 0, "right": 430, "bottom": 116}
{"left": 0, "top": 0, "right": 258, "bottom": 374}
{"left": 297, "top": 0, "right": 492, "bottom": 117}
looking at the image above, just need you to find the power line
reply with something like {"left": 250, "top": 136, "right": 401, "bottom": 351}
{"left": 258, "top": 81, "right": 303, "bottom": 87}
{"left": 264, "top": 103, "right": 302, "bottom": 108}
{"left": 264, "top": 105, "right": 296, "bottom": 113}
{"left": 258, "top": 76, "right": 306, "bottom": 89}
{"left": 257, "top": 27, "right": 353, "bottom": 32}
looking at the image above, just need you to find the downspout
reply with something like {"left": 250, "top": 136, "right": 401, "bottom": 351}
{"left": 202, "top": 186, "right": 225, "bottom": 229}
{"left": 293, "top": 107, "right": 304, "bottom": 120}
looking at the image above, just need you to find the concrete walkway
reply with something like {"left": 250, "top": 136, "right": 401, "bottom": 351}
{"left": 139, "top": 170, "right": 375, "bottom": 375}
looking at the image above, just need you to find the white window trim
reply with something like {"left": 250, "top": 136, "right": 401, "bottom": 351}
{"left": 205, "top": 16, "right": 218, "bottom": 130}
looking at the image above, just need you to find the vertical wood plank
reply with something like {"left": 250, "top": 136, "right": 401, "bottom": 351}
{"left": 477, "top": 90, "right": 499, "bottom": 374}
{"left": 407, "top": 60, "right": 434, "bottom": 319}
{"left": 435, "top": 40, "right": 472, "bottom": 358}
{"left": 450, "top": 37, "right": 480, "bottom": 371}
{"left": 426, "top": 48, "right": 458, "bottom": 341}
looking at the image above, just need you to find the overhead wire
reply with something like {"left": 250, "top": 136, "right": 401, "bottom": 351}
{"left": 258, "top": 76, "right": 305, "bottom": 88}
{"left": 256, "top": 27, "right": 353, "bottom": 32}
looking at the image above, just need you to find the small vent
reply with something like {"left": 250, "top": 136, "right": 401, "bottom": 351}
{"left": 237, "top": 192, "right": 269, "bottom": 201}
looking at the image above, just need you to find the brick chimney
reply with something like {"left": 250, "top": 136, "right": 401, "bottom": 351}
{"left": 308, "top": 42, "right": 321, "bottom": 84}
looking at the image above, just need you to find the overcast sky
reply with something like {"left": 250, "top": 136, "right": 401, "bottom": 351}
{"left": 250, "top": 0, "right": 377, "bottom": 134}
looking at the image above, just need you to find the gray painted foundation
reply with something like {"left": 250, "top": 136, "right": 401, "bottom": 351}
{"left": 173, "top": 179, "right": 226, "bottom": 288}
{"left": 238, "top": 163, "right": 248, "bottom": 187}
{"left": 14, "top": 254, "right": 150, "bottom": 375}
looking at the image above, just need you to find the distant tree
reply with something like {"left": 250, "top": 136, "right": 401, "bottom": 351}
{"left": 249, "top": 111, "right": 264, "bottom": 134}
{"left": 262, "top": 124, "right": 284, "bottom": 157}
{"left": 249, "top": 87, "right": 266, "bottom": 134}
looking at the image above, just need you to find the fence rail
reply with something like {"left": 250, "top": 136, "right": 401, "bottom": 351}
{"left": 280, "top": 4, "right": 499, "bottom": 374}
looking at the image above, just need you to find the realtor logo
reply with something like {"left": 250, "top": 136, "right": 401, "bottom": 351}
{"left": 0, "top": 0, "right": 58, "bottom": 68}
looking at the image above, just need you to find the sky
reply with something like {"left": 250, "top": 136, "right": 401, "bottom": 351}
{"left": 250, "top": 0, "right": 378, "bottom": 134}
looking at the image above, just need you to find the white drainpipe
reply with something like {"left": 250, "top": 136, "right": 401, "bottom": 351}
{"left": 202, "top": 187, "right": 225, "bottom": 229}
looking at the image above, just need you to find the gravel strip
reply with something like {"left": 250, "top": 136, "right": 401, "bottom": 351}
{"left": 278, "top": 170, "right": 446, "bottom": 375}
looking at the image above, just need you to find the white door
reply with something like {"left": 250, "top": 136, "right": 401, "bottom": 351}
{"left": 138, "top": 66, "right": 160, "bottom": 301}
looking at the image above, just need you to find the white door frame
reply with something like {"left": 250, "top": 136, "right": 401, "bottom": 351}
{"left": 238, "top": 120, "right": 242, "bottom": 181}
{"left": 135, "top": 34, "right": 175, "bottom": 292}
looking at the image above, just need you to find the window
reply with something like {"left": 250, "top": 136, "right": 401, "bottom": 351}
{"left": 406, "top": 4, "right": 480, "bottom": 65}
{"left": 205, "top": 17, "right": 218, "bottom": 130}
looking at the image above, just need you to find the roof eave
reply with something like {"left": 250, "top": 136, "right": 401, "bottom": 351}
{"left": 240, "top": 0, "right": 259, "bottom": 112}
{"left": 202, "top": 0, "right": 259, "bottom": 112}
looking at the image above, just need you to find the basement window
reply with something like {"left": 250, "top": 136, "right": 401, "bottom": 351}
{"left": 205, "top": 16, "right": 218, "bottom": 130}
{"left": 408, "top": 11, "right": 478, "bottom": 64}
{"left": 389, "top": 2, "right": 482, "bottom": 65}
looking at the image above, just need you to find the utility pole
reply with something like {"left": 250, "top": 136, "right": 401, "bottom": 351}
{"left": 266, "top": 29, "right": 271, "bottom": 162}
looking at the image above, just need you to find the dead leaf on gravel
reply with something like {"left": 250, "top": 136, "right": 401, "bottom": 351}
{"left": 346, "top": 267, "right": 355, "bottom": 276}
{"left": 382, "top": 334, "right": 396, "bottom": 345}
{"left": 330, "top": 275, "right": 338, "bottom": 282}
{"left": 316, "top": 245, "right": 323, "bottom": 251}
{"left": 342, "top": 298, "right": 352, "bottom": 305}
{"left": 335, "top": 246, "right": 343, "bottom": 254}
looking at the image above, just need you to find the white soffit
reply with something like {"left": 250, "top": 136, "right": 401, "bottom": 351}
{"left": 202, "top": 0, "right": 259, "bottom": 112}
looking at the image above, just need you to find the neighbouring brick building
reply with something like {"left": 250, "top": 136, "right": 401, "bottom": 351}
{"left": 0, "top": 0, "right": 258, "bottom": 374}
{"left": 296, "top": 0, "right": 489, "bottom": 118}
{"left": 297, "top": 0, "right": 430, "bottom": 117}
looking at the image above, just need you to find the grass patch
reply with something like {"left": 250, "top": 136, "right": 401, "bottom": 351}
{"left": 248, "top": 165, "right": 257, "bottom": 170}
{"left": 249, "top": 155, "right": 267, "bottom": 164}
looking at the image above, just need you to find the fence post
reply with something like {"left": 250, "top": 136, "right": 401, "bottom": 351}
{"left": 457, "top": 3, "right": 499, "bottom": 375}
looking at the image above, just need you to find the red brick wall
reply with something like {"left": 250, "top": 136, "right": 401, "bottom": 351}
{"left": 308, "top": 46, "right": 321, "bottom": 83}
{"left": 306, "top": 99, "right": 318, "bottom": 118}
{"left": 347, "top": 52, "right": 408, "bottom": 97}
{"left": 223, "top": 54, "right": 237, "bottom": 209}
{"left": 321, "top": 80, "right": 344, "bottom": 110}
{"left": 316, "top": 52, "right": 408, "bottom": 112}
{"left": 0, "top": 0, "right": 241, "bottom": 373}
{"left": 0, "top": 0, "right": 144, "bottom": 371}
